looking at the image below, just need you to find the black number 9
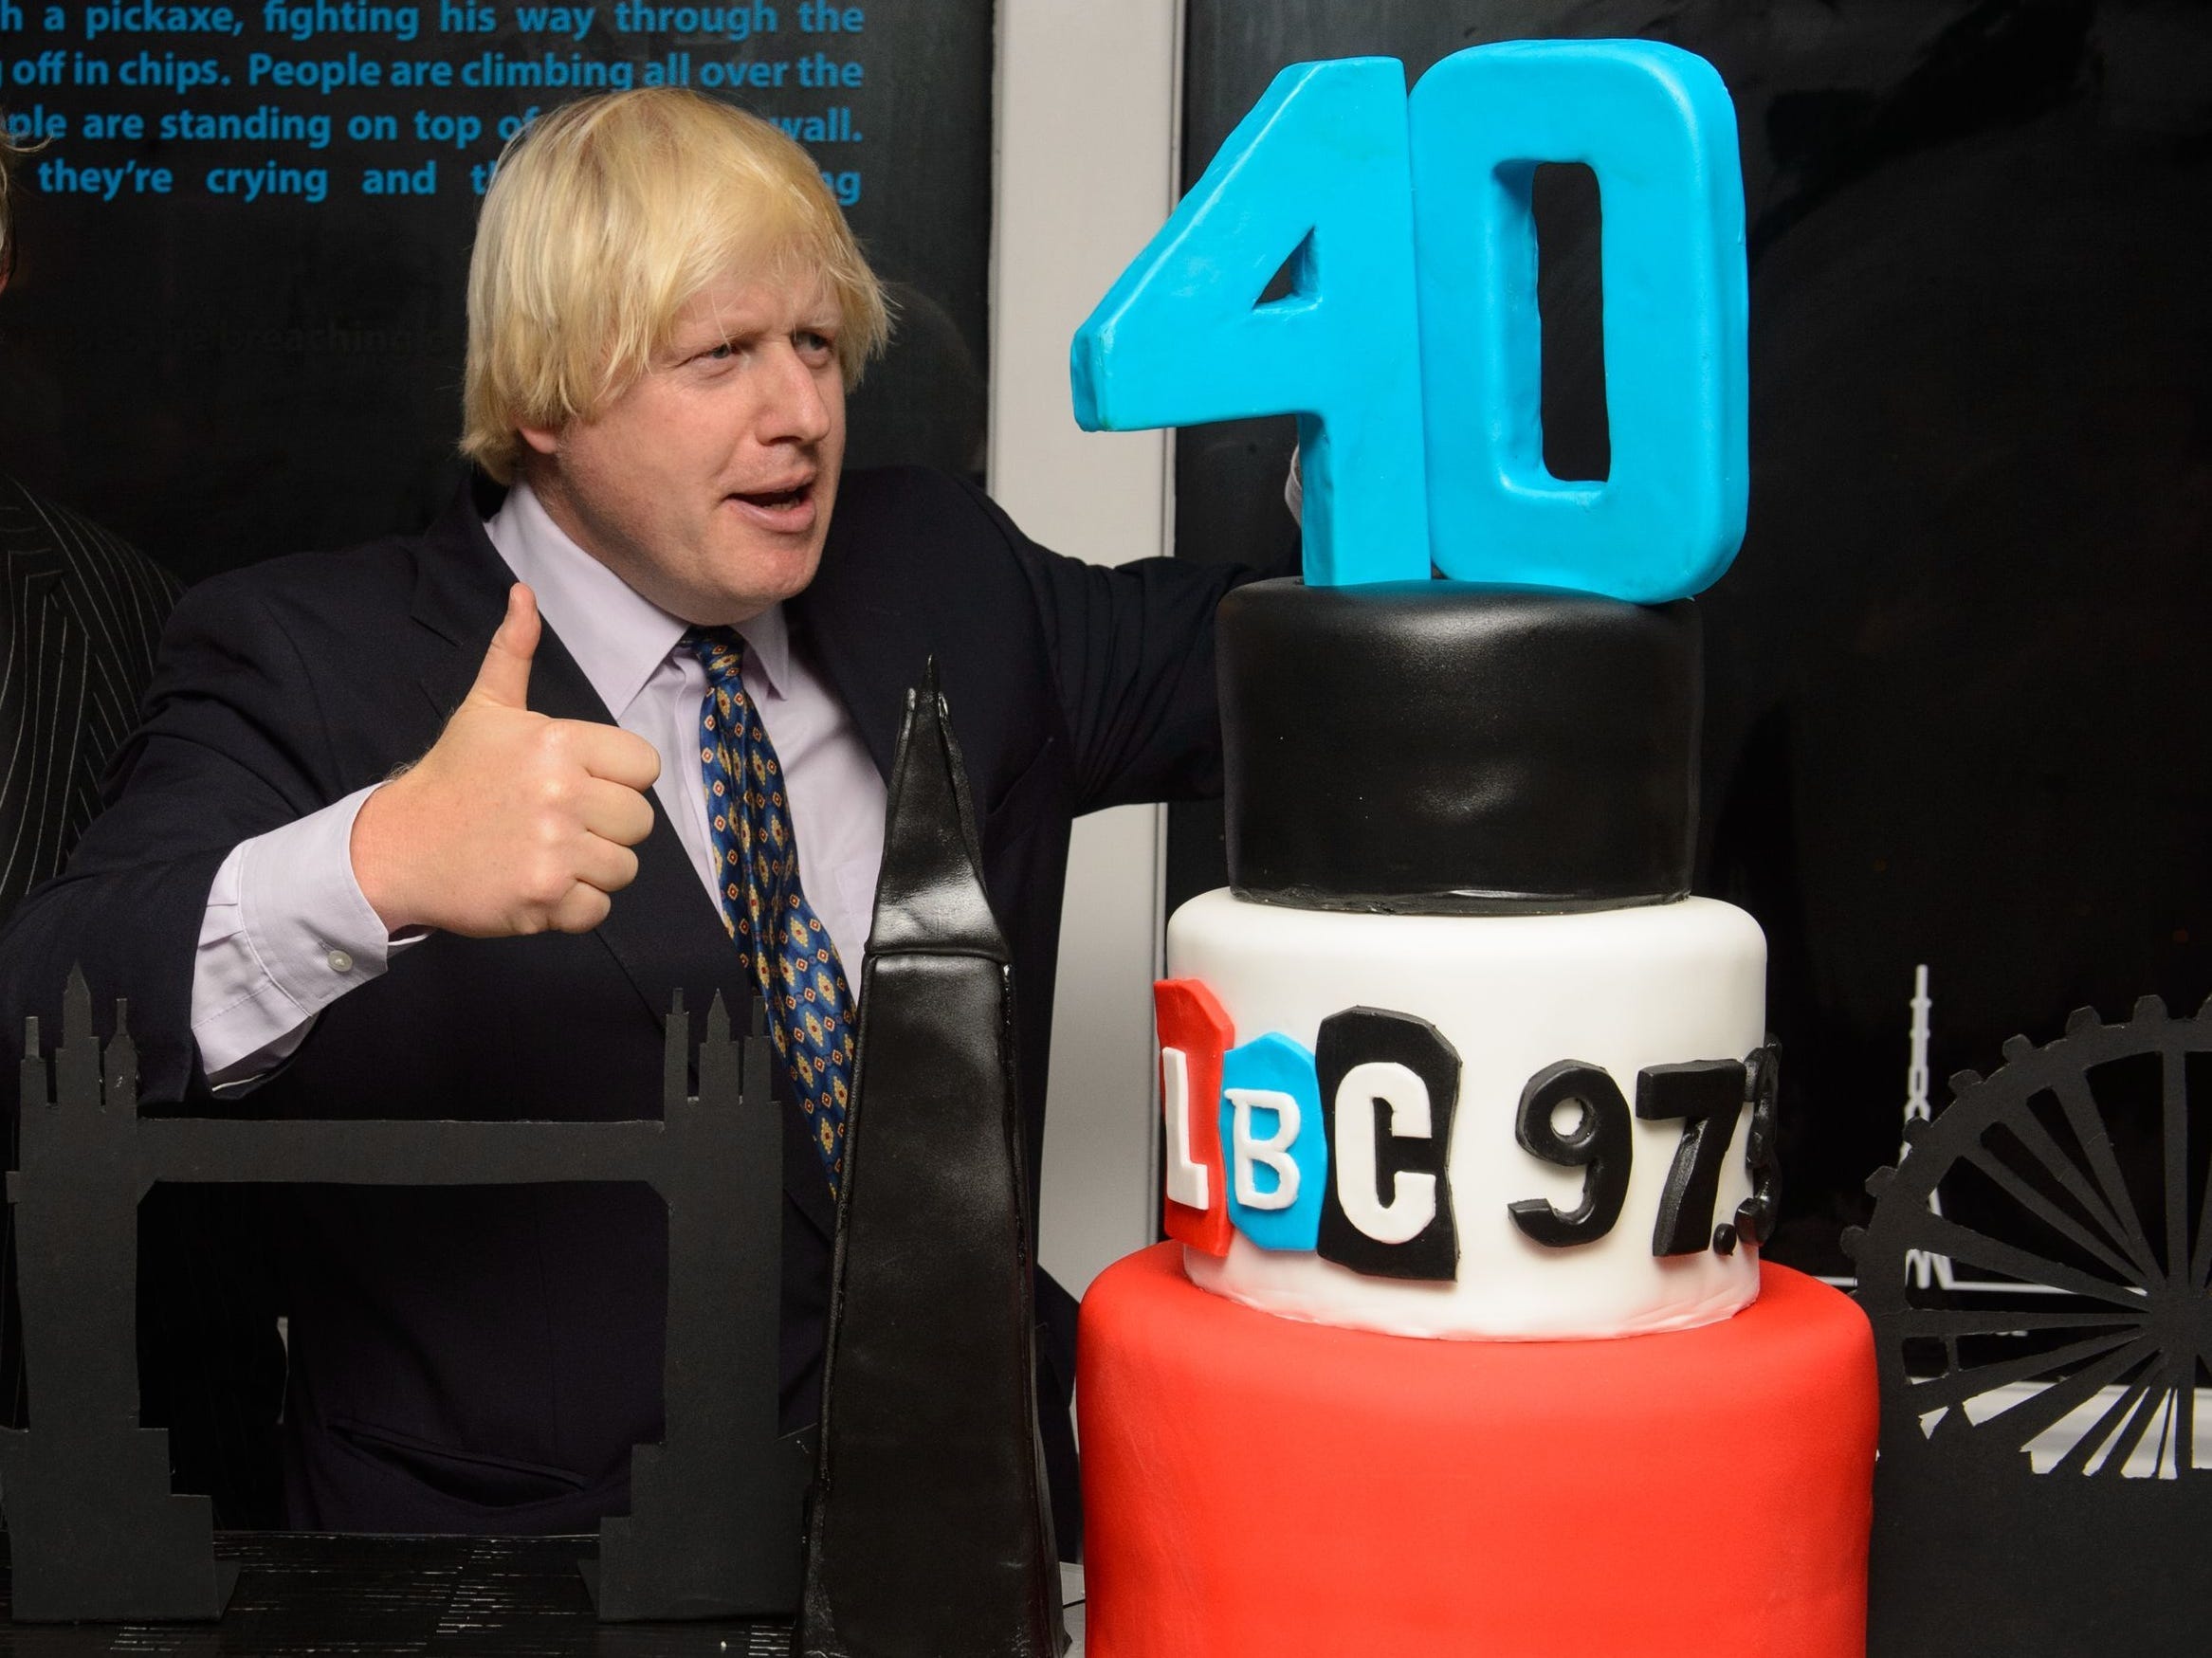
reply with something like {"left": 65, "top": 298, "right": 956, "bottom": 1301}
{"left": 1508, "top": 1061, "right": 1633, "bottom": 1248}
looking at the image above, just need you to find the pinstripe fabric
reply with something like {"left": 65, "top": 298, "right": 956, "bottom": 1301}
{"left": 0, "top": 474, "right": 181, "bottom": 917}
{"left": 0, "top": 477, "right": 201, "bottom": 1482}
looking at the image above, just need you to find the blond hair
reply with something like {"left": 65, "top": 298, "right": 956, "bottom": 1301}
{"left": 461, "top": 89, "right": 890, "bottom": 483}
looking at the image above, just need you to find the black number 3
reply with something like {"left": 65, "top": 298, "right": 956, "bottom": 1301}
{"left": 1734, "top": 1040, "right": 1782, "bottom": 1247}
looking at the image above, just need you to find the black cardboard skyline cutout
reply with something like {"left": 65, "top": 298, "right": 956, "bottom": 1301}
{"left": 2, "top": 975, "right": 807, "bottom": 1624}
{"left": 795, "top": 663, "right": 1068, "bottom": 1658}
{"left": 1847, "top": 993, "right": 2212, "bottom": 1658}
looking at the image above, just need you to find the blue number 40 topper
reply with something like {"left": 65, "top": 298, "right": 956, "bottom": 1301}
{"left": 1070, "top": 41, "right": 1749, "bottom": 604}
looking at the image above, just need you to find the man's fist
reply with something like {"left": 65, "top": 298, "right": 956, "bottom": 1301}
{"left": 351, "top": 584, "right": 663, "bottom": 936}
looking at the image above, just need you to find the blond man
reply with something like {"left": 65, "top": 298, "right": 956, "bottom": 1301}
{"left": 0, "top": 88, "right": 1253, "bottom": 1537}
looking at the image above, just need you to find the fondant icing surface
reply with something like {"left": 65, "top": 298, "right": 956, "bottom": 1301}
{"left": 1168, "top": 888, "right": 1765, "bottom": 1339}
{"left": 1217, "top": 580, "right": 1701, "bottom": 913}
{"left": 1080, "top": 1246, "right": 1875, "bottom": 1658}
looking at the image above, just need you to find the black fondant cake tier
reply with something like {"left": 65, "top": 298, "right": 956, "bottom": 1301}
{"left": 1218, "top": 580, "right": 1699, "bottom": 914}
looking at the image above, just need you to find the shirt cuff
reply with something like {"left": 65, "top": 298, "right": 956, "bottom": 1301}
{"left": 193, "top": 784, "right": 417, "bottom": 1084}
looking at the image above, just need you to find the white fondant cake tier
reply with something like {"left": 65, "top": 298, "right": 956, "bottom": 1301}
{"left": 1166, "top": 888, "right": 1767, "bottom": 1339}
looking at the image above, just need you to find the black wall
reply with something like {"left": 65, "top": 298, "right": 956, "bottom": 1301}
{"left": 1172, "top": 0, "right": 2212, "bottom": 1274}
{"left": 0, "top": 1, "right": 993, "bottom": 583}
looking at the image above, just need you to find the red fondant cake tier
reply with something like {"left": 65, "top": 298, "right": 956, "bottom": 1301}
{"left": 1079, "top": 1245, "right": 1875, "bottom": 1658}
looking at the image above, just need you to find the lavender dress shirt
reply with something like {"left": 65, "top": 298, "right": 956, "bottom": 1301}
{"left": 191, "top": 479, "right": 887, "bottom": 1084}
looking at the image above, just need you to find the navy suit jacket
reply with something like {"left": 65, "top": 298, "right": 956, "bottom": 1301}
{"left": 0, "top": 466, "right": 1249, "bottom": 1533}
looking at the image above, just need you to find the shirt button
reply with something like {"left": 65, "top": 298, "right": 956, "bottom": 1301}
{"left": 326, "top": 949, "right": 356, "bottom": 975}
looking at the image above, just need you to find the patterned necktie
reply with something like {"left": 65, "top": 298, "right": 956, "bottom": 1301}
{"left": 685, "top": 628, "right": 856, "bottom": 1195}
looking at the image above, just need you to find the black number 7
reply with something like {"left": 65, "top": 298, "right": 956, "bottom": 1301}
{"left": 1636, "top": 1060, "right": 1746, "bottom": 1256}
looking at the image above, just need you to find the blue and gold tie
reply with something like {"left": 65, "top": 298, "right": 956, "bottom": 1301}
{"left": 685, "top": 628, "right": 856, "bottom": 1194}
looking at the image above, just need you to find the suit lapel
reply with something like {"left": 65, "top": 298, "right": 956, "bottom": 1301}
{"left": 791, "top": 480, "right": 1032, "bottom": 823}
{"left": 791, "top": 588, "right": 910, "bottom": 788}
{"left": 528, "top": 632, "right": 756, "bottom": 1037}
{"left": 407, "top": 479, "right": 518, "bottom": 722}
{"left": 406, "top": 482, "right": 838, "bottom": 1242}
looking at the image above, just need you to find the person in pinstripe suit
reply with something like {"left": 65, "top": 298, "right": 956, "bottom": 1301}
{"left": 0, "top": 130, "right": 182, "bottom": 917}
{"left": 0, "top": 479, "right": 181, "bottom": 913}
{"left": 0, "top": 126, "right": 284, "bottom": 1527}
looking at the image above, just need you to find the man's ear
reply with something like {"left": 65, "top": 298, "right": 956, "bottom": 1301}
{"left": 517, "top": 423, "right": 560, "bottom": 459}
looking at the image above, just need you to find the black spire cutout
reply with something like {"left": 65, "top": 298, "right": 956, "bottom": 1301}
{"left": 795, "top": 663, "right": 1066, "bottom": 1658}
{"left": 862, "top": 662, "right": 1004, "bottom": 960}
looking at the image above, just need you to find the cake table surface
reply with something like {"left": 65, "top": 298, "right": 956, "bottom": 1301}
{"left": 0, "top": 1535, "right": 1090, "bottom": 1655}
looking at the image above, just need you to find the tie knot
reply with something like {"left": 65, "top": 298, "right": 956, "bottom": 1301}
{"left": 684, "top": 626, "right": 748, "bottom": 688}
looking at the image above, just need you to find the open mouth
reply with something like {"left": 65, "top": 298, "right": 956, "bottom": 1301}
{"left": 737, "top": 483, "right": 810, "bottom": 510}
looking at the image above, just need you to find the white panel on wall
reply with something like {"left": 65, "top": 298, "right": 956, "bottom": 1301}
{"left": 989, "top": 0, "right": 1183, "bottom": 1299}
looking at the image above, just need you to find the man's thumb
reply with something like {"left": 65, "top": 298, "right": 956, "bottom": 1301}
{"left": 470, "top": 583, "right": 539, "bottom": 709}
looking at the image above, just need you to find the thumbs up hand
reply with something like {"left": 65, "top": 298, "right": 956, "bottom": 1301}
{"left": 351, "top": 584, "right": 664, "bottom": 937}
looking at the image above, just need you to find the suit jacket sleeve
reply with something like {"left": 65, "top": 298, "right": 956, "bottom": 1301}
{"left": 950, "top": 477, "right": 1258, "bottom": 816}
{"left": 0, "top": 483, "right": 184, "bottom": 918}
{"left": 0, "top": 571, "right": 345, "bottom": 1106}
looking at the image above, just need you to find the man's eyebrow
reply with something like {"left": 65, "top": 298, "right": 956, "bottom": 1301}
{"left": 673, "top": 314, "right": 757, "bottom": 347}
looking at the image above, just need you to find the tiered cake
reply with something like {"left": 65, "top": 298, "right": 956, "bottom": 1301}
{"left": 1077, "top": 579, "right": 1877, "bottom": 1656}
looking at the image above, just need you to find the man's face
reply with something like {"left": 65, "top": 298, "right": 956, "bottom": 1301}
{"left": 522, "top": 264, "right": 847, "bottom": 625}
